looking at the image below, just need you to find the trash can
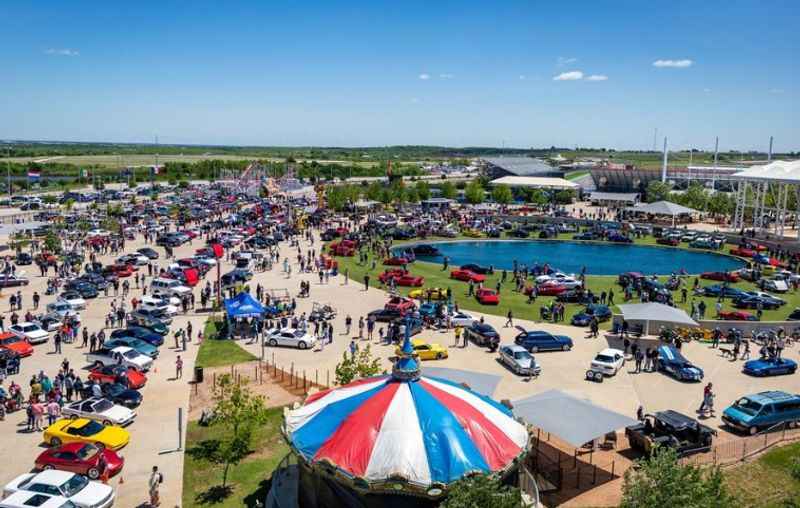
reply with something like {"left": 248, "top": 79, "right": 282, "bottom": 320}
{"left": 194, "top": 366, "right": 204, "bottom": 383}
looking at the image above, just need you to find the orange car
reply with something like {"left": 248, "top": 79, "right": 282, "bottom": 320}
{"left": 0, "top": 332, "right": 33, "bottom": 357}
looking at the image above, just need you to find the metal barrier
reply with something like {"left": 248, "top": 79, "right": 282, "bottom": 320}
{"left": 519, "top": 464, "right": 540, "bottom": 508}
{"left": 680, "top": 422, "right": 800, "bottom": 467}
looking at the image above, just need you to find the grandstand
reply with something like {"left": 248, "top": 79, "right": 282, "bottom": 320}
{"left": 482, "top": 157, "right": 564, "bottom": 179}
{"left": 589, "top": 163, "right": 749, "bottom": 192}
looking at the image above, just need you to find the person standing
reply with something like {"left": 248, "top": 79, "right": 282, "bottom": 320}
{"left": 175, "top": 356, "right": 183, "bottom": 379}
{"left": 697, "top": 382, "right": 713, "bottom": 415}
{"left": 149, "top": 466, "right": 162, "bottom": 507}
{"left": 505, "top": 310, "right": 513, "bottom": 328}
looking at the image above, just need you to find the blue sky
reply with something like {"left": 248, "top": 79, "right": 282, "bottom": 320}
{"left": 2, "top": 0, "right": 797, "bottom": 151}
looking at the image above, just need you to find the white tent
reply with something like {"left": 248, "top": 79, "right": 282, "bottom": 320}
{"left": 625, "top": 200, "right": 699, "bottom": 226}
{"left": 617, "top": 302, "right": 698, "bottom": 335}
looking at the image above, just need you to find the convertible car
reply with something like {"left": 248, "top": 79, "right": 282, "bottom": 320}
{"left": 742, "top": 357, "right": 798, "bottom": 377}
{"left": 43, "top": 418, "right": 130, "bottom": 450}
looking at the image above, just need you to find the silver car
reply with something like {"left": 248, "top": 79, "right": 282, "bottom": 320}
{"left": 499, "top": 345, "right": 541, "bottom": 376}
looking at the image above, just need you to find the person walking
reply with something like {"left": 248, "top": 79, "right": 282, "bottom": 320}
{"left": 697, "top": 382, "right": 713, "bottom": 415}
{"left": 454, "top": 325, "right": 462, "bottom": 347}
{"left": 149, "top": 466, "right": 162, "bottom": 507}
{"left": 175, "top": 356, "right": 183, "bottom": 379}
{"left": 505, "top": 310, "right": 513, "bottom": 328}
{"left": 634, "top": 349, "right": 644, "bottom": 373}
{"left": 345, "top": 315, "right": 352, "bottom": 336}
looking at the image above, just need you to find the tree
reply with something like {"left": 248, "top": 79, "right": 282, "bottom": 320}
{"left": 62, "top": 198, "right": 75, "bottom": 212}
{"left": 492, "top": 184, "right": 513, "bottom": 205}
{"left": 334, "top": 344, "right": 382, "bottom": 385}
{"left": 43, "top": 231, "right": 62, "bottom": 254}
{"left": 365, "top": 181, "right": 382, "bottom": 201}
{"left": 464, "top": 181, "right": 485, "bottom": 204}
{"left": 325, "top": 185, "right": 347, "bottom": 212}
{"left": 188, "top": 374, "right": 271, "bottom": 489}
{"left": 416, "top": 180, "right": 431, "bottom": 201}
{"left": 621, "top": 446, "right": 735, "bottom": 508}
{"left": 646, "top": 181, "right": 672, "bottom": 202}
{"left": 441, "top": 474, "right": 522, "bottom": 508}
{"left": 440, "top": 181, "right": 457, "bottom": 200}
{"left": 707, "top": 192, "right": 733, "bottom": 216}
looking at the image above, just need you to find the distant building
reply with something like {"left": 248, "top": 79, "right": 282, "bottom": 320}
{"left": 482, "top": 157, "right": 564, "bottom": 179}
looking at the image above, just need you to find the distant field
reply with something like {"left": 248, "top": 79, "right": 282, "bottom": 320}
{"left": 5, "top": 154, "right": 383, "bottom": 169}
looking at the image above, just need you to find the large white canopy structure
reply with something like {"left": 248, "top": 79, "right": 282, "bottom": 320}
{"left": 617, "top": 302, "right": 698, "bottom": 335}
{"left": 730, "top": 160, "right": 800, "bottom": 237}
{"left": 625, "top": 200, "right": 699, "bottom": 226}
{"left": 490, "top": 176, "right": 579, "bottom": 190}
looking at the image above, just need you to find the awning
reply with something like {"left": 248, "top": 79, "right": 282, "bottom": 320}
{"left": 617, "top": 302, "right": 698, "bottom": 335}
{"left": 422, "top": 367, "right": 502, "bottom": 398}
{"left": 224, "top": 292, "right": 266, "bottom": 318}
{"left": 625, "top": 200, "right": 698, "bottom": 216}
{"left": 512, "top": 389, "right": 639, "bottom": 448}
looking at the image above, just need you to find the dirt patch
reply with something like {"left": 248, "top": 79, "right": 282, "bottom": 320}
{"left": 188, "top": 361, "right": 301, "bottom": 420}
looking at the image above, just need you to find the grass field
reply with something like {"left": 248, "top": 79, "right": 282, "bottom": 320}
{"left": 725, "top": 441, "right": 800, "bottom": 507}
{"left": 6, "top": 154, "right": 383, "bottom": 169}
{"left": 182, "top": 408, "right": 289, "bottom": 508}
{"left": 195, "top": 320, "right": 258, "bottom": 368}
{"left": 335, "top": 233, "right": 800, "bottom": 328}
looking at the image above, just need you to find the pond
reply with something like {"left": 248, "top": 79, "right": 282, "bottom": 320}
{"left": 400, "top": 240, "right": 746, "bottom": 275}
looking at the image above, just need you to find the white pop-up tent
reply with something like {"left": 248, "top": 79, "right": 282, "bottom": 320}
{"left": 617, "top": 302, "right": 698, "bottom": 335}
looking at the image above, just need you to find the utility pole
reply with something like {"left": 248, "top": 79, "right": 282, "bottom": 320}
{"left": 653, "top": 128, "right": 658, "bottom": 152}
{"left": 660, "top": 137, "right": 668, "bottom": 183}
{"left": 768, "top": 136, "right": 774, "bottom": 162}
{"left": 6, "top": 146, "right": 10, "bottom": 198}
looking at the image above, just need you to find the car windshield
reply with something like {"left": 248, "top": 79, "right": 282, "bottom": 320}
{"left": 76, "top": 420, "right": 104, "bottom": 436}
{"left": 733, "top": 398, "right": 763, "bottom": 416}
{"left": 1, "top": 337, "right": 21, "bottom": 344}
{"left": 59, "top": 474, "right": 89, "bottom": 497}
{"left": 77, "top": 444, "right": 99, "bottom": 460}
{"left": 94, "top": 399, "right": 114, "bottom": 412}
{"left": 513, "top": 351, "right": 531, "bottom": 360}
{"left": 595, "top": 354, "right": 615, "bottom": 363}
{"left": 21, "top": 325, "right": 38, "bottom": 332}
{"left": 122, "top": 350, "right": 140, "bottom": 359}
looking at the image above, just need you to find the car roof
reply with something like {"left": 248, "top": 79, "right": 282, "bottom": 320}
{"left": 747, "top": 391, "right": 798, "bottom": 403}
{"left": 598, "top": 348, "right": 624, "bottom": 356}
{"left": 0, "top": 491, "right": 71, "bottom": 508}
{"left": 653, "top": 409, "right": 698, "bottom": 430}
{"left": 30, "top": 469, "right": 74, "bottom": 485}
{"left": 502, "top": 344, "right": 529, "bottom": 353}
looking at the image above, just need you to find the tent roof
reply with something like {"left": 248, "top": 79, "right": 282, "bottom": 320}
{"left": 512, "top": 389, "right": 639, "bottom": 448}
{"left": 731, "top": 160, "right": 800, "bottom": 184}
{"left": 422, "top": 367, "right": 502, "bottom": 398}
{"left": 224, "top": 292, "right": 266, "bottom": 318}
{"left": 625, "top": 200, "right": 698, "bottom": 216}
{"left": 490, "top": 176, "right": 579, "bottom": 190}
{"left": 589, "top": 192, "right": 639, "bottom": 202}
{"left": 617, "top": 302, "right": 698, "bottom": 327}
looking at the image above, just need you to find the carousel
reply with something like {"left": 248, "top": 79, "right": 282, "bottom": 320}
{"left": 279, "top": 318, "right": 529, "bottom": 508}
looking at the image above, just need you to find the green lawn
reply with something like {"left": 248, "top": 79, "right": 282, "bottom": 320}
{"left": 336, "top": 232, "right": 800, "bottom": 328}
{"left": 725, "top": 441, "right": 800, "bottom": 507}
{"left": 182, "top": 408, "right": 289, "bottom": 508}
{"left": 195, "top": 320, "right": 258, "bottom": 368}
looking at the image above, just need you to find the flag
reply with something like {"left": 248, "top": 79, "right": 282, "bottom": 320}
{"left": 27, "top": 169, "right": 41, "bottom": 180}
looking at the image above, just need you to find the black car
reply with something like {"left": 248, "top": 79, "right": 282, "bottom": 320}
{"left": 557, "top": 289, "right": 591, "bottom": 304}
{"left": 97, "top": 382, "right": 143, "bottom": 408}
{"left": 463, "top": 322, "right": 500, "bottom": 349}
{"left": 411, "top": 244, "right": 441, "bottom": 256}
{"left": 367, "top": 308, "right": 403, "bottom": 322}
{"left": 76, "top": 273, "right": 109, "bottom": 290}
{"left": 625, "top": 410, "right": 715, "bottom": 455}
{"left": 15, "top": 252, "right": 33, "bottom": 265}
{"left": 788, "top": 308, "right": 800, "bottom": 321}
{"left": 112, "top": 326, "right": 165, "bottom": 346}
{"left": 460, "top": 263, "right": 490, "bottom": 275}
{"left": 137, "top": 247, "right": 159, "bottom": 260}
{"left": 320, "top": 229, "right": 340, "bottom": 241}
{"left": 510, "top": 228, "right": 529, "bottom": 238}
{"left": 571, "top": 304, "right": 612, "bottom": 326}
{"left": 572, "top": 231, "right": 597, "bottom": 241}
{"left": 733, "top": 294, "right": 784, "bottom": 310}
{"left": 67, "top": 282, "right": 98, "bottom": 299}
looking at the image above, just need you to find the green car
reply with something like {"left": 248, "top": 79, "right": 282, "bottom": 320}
{"left": 127, "top": 315, "right": 169, "bottom": 336}
{"left": 105, "top": 337, "right": 159, "bottom": 359}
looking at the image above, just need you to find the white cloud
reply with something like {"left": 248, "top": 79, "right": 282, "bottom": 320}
{"left": 557, "top": 56, "right": 577, "bottom": 67}
{"left": 418, "top": 73, "right": 430, "bottom": 80}
{"left": 519, "top": 75, "right": 527, "bottom": 80}
{"left": 45, "top": 48, "right": 79, "bottom": 57}
{"left": 653, "top": 59, "right": 693, "bottom": 68}
{"left": 586, "top": 74, "right": 608, "bottom": 81}
{"left": 553, "top": 71, "right": 584, "bottom": 81}
{"left": 769, "top": 88, "right": 785, "bottom": 94}
{"left": 438, "top": 73, "right": 454, "bottom": 79}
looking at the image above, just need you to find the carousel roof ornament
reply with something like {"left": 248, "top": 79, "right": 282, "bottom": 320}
{"left": 283, "top": 315, "right": 529, "bottom": 496}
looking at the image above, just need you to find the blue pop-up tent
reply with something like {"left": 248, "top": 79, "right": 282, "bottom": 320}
{"left": 224, "top": 292, "right": 266, "bottom": 318}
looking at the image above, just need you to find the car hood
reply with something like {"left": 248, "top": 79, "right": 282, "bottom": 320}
{"left": 744, "top": 359, "right": 796, "bottom": 370}
{"left": 723, "top": 406, "right": 754, "bottom": 424}
{"left": 102, "top": 405, "right": 135, "bottom": 422}
{"left": 69, "top": 481, "right": 115, "bottom": 506}
{"left": 678, "top": 365, "right": 704, "bottom": 378}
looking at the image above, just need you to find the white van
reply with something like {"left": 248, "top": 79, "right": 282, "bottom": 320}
{"left": 150, "top": 277, "right": 192, "bottom": 299}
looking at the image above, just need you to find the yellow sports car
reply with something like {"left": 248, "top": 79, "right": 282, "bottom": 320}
{"left": 408, "top": 287, "right": 448, "bottom": 301}
{"left": 396, "top": 339, "right": 449, "bottom": 360}
{"left": 463, "top": 229, "right": 482, "bottom": 238}
{"left": 43, "top": 418, "right": 130, "bottom": 451}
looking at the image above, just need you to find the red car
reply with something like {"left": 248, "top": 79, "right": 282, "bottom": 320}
{"left": 730, "top": 247, "right": 756, "bottom": 257}
{"left": 450, "top": 269, "right": 486, "bottom": 283}
{"left": 719, "top": 310, "right": 759, "bottom": 321}
{"left": 657, "top": 237, "right": 679, "bottom": 246}
{"left": 536, "top": 282, "right": 568, "bottom": 296}
{"left": 384, "top": 297, "right": 416, "bottom": 315}
{"left": 330, "top": 240, "right": 357, "bottom": 256}
{"left": 0, "top": 332, "right": 33, "bottom": 357}
{"left": 89, "top": 365, "right": 148, "bottom": 389}
{"left": 475, "top": 288, "right": 500, "bottom": 305}
{"left": 394, "top": 274, "right": 424, "bottom": 287}
{"left": 35, "top": 442, "right": 124, "bottom": 480}
{"left": 701, "top": 271, "right": 740, "bottom": 283}
{"left": 378, "top": 269, "right": 409, "bottom": 284}
{"left": 383, "top": 256, "right": 411, "bottom": 266}
{"left": 104, "top": 264, "right": 134, "bottom": 277}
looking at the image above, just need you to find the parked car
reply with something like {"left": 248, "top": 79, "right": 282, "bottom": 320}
{"left": 742, "top": 357, "right": 798, "bottom": 377}
{"left": 136, "top": 247, "right": 159, "bottom": 260}
{"left": 367, "top": 308, "right": 404, "bottom": 323}
{"left": 9, "top": 322, "right": 49, "bottom": 345}
{"left": 699, "top": 284, "right": 747, "bottom": 299}
{"left": 104, "top": 337, "right": 159, "bottom": 359}
{"left": 449, "top": 311, "right": 476, "bottom": 328}
{"left": 498, "top": 345, "right": 540, "bottom": 376}
{"left": 58, "top": 292, "right": 87, "bottom": 310}
{"left": 34, "top": 443, "right": 124, "bottom": 480}
{"left": 88, "top": 365, "right": 147, "bottom": 390}
{"left": 718, "top": 310, "right": 758, "bottom": 321}
{"left": 722, "top": 391, "right": 800, "bottom": 435}
{"left": 110, "top": 327, "right": 164, "bottom": 347}
{"left": 61, "top": 397, "right": 136, "bottom": 426}
{"left": 590, "top": 348, "right": 625, "bottom": 376}
{"left": 384, "top": 297, "right": 416, "bottom": 315}
{"left": 85, "top": 346, "right": 153, "bottom": 372}
{"left": 657, "top": 345, "right": 704, "bottom": 381}
{"left": 700, "top": 271, "right": 740, "bottom": 283}
{"left": 408, "top": 287, "right": 448, "bottom": 301}
{"left": 395, "top": 339, "right": 448, "bottom": 360}
{"left": 265, "top": 328, "right": 317, "bottom": 350}
{"left": 3, "top": 469, "right": 116, "bottom": 507}
{"left": 42, "top": 419, "right": 130, "bottom": 451}
{"left": 14, "top": 253, "right": 33, "bottom": 265}
{"left": 0, "top": 332, "right": 33, "bottom": 357}
{"left": 625, "top": 410, "right": 715, "bottom": 454}
{"left": 0, "top": 274, "right": 30, "bottom": 287}
{"left": 571, "top": 304, "right": 612, "bottom": 326}
{"left": 450, "top": 269, "right": 485, "bottom": 283}
{"left": 475, "top": 288, "right": 499, "bottom": 305}
{"left": 459, "top": 263, "right": 490, "bottom": 275}
{"left": 463, "top": 322, "right": 500, "bottom": 349}
{"left": 514, "top": 329, "right": 573, "bottom": 353}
